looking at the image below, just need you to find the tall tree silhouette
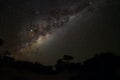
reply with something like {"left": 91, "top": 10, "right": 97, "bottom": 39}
{"left": 0, "top": 38, "right": 4, "bottom": 46}
{"left": 0, "top": 38, "right": 4, "bottom": 57}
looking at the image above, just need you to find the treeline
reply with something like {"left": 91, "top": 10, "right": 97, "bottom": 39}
{"left": 0, "top": 56, "right": 53, "bottom": 74}
{"left": 0, "top": 38, "right": 120, "bottom": 80}
{"left": 0, "top": 52, "right": 120, "bottom": 77}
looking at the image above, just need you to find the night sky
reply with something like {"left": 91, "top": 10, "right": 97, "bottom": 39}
{"left": 0, "top": 0, "right": 120, "bottom": 65}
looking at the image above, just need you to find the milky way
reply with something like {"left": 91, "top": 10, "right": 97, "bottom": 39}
{"left": 14, "top": 0, "right": 89, "bottom": 60}
{"left": 0, "top": 0, "right": 120, "bottom": 65}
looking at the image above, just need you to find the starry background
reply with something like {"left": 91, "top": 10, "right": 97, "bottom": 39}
{"left": 0, "top": 0, "right": 120, "bottom": 65}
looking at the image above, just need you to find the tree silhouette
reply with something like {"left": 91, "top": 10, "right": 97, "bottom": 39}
{"left": 0, "top": 38, "right": 4, "bottom": 58}
{"left": 57, "top": 58, "right": 63, "bottom": 64}
{"left": 63, "top": 55, "right": 74, "bottom": 63}
{"left": 3, "top": 51, "right": 11, "bottom": 57}
{"left": 0, "top": 38, "right": 4, "bottom": 46}
{"left": 55, "top": 58, "right": 66, "bottom": 72}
